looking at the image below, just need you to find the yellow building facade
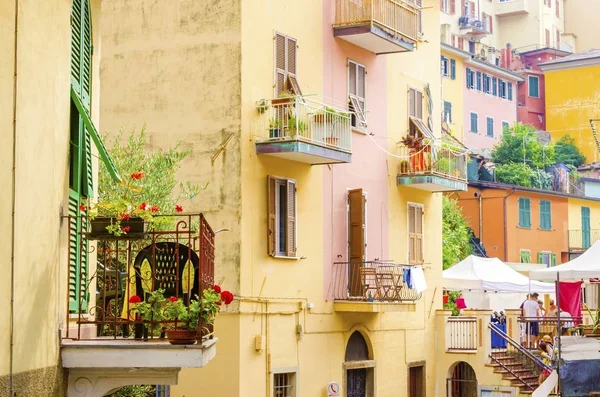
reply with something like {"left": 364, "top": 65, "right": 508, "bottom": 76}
{"left": 542, "top": 50, "right": 600, "bottom": 164}
{"left": 563, "top": 0, "right": 600, "bottom": 53}
{"left": 98, "top": 0, "right": 459, "bottom": 396}
{"left": 441, "top": 43, "right": 466, "bottom": 142}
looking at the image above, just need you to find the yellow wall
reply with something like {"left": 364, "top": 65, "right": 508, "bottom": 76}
{"left": 564, "top": 0, "right": 600, "bottom": 52}
{"left": 0, "top": 0, "right": 100, "bottom": 394}
{"left": 568, "top": 197, "right": 600, "bottom": 232}
{"left": 442, "top": 48, "right": 465, "bottom": 141}
{"left": 545, "top": 64, "right": 600, "bottom": 163}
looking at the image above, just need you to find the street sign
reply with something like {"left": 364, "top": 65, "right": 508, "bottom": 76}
{"left": 327, "top": 382, "right": 340, "bottom": 396}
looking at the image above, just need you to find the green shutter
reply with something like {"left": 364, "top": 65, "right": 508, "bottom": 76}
{"left": 451, "top": 59, "right": 456, "bottom": 80}
{"left": 540, "top": 200, "right": 551, "bottom": 230}
{"left": 520, "top": 250, "right": 530, "bottom": 263}
{"left": 582, "top": 206, "right": 591, "bottom": 248}
{"left": 68, "top": 193, "right": 88, "bottom": 312}
{"left": 508, "top": 83, "right": 513, "bottom": 101}
{"left": 537, "top": 252, "right": 543, "bottom": 264}
{"left": 519, "top": 198, "right": 531, "bottom": 227}
{"left": 551, "top": 253, "right": 557, "bottom": 266}
{"left": 71, "top": 0, "right": 92, "bottom": 107}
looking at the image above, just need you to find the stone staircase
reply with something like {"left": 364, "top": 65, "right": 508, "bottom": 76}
{"left": 487, "top": 351, "right": 539, "bottom": 395}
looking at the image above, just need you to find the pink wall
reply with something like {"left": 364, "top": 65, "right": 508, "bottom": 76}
{"left": 463, "top": 66, "right": 519, "bottom": 151}
{"left": 322, "top": 1, "right": 389, "bottom": 299}
{"left": 517, "top": 71, "right": 546, "bottom": 130}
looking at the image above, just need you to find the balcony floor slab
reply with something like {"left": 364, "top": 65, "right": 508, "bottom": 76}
{"left": 334, "top": 301, "right": 416, "bottom": 313}
{"left": 256, "top": 140, "right": 351, "bottom": 164}
{"left": 333, "top": 24, "right": 415, "bottom": 54}
{"left": 397, "top": 174, "right": 467, "bottom": 192}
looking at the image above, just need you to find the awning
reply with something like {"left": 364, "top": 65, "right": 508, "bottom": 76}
{"left": 409, "top": 116, "right": 435, "bottom": 139}
{"left": 70, "top": 86, "right": 121, "bottom": 183}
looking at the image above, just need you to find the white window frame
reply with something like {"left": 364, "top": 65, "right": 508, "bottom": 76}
{"left": 346, "top": 189, "right": 368, "bottom": 262}
{"left": 484, "top": 74, "right": 492, "bottom": 95}
{"left": 348, "top": 59, "right": 367, "bottom": 131}
{"left": 470, "top": 112, "right": 478, "bottom": 133}
{"left": 272, "top": 367, "right": 298, "bottom": 397}
{"left": 486, "top": 116, "right": 494, "bottom": 137}
{"left": 528, "top": 75, "right": 540, "bottom": 98}
{"left": 272, "top": 176, "right": 297, "bottom": 259}
{"left": 407, "top": 202, "right": 424, "bottom": 264}
{"left": 441, "top": 0, "right": 450, "bottom": 13}
{"left": 441, "top": 56, "right": 450, "bottom": 77}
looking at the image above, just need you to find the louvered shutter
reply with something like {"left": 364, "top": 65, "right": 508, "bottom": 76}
{"left": 286, "top": 36, "right": 303, "bottom": 97}
{"left": 450, "top": 0, "right": 456, "bottom": 14}
{"left": 267, "top": 176, "right": 276, "bottom": 256}
{"left": 408, "top": 88, "right": 416, "bottom": 118}
{"left": 68, "top": 193, "right": 88, "bottom": 312}
{"left": 451, "top": 59, "right": 456, "bottom": 80}
{"left": 275, "top": 33, "right": 286, "bottom": 97}
{"left": 508, "top": 83, "right": 513, "bottom": 101}
{"left": 551, "top": 253, "right": 556, "bottom": 266}
{"left": 415, "top": 206, "right": 424, "bottom": 263}
{"left": 286, "top": 180, "right": 296, "bottom": 257}
{"left": 348, "top": 189, "right": 365, "bottom": 296}
{"left": 408, "top": 205, "right": 416, "bottom": 263}
{"left": 416, "top": 90, "right": 423, "bottom": 120}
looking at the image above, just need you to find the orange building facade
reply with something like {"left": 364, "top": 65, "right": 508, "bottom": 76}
{"left": 453, "top": 181, "right": 569, "bottom": 265}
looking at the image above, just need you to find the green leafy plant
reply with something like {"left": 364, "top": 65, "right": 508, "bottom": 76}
{"left": 444, "top": 291, "right": 462, "bottom": 316}
{"left": 256, "top": 99, "right": 269, "bottom": 114}
{"left": 531, "top": 168, "right": 554, "bottom": 190}
{"left": 555, "top": 135, "right": 586, "bottom": 167}
{"left": 278, "top": 89, "right": 295, "bottom": 99}
{"left": 106, "top": 385, "right": 155, "bottom": 397}
{"left": 582, "top": 303, "right": 600, "bottom": 333}
{"left": 442, "top": 196, "right": 473, "bottom": 271}
{"left": 494, "top": 163, "right": 535, "bottom": 187}
{"left": 269, "top": 118, "right": 284, "bottom": 130}
{"left": 491, "top": 123, "right": 555, "bottom": 168}
{"left": 129, "top": 289, "right": 167, "bottom": 332}
{"left": 287, "top": 116, "right": 307, "bottom": 133}
{"left": 88, "top": 127, "right": 205, "bottom": 236}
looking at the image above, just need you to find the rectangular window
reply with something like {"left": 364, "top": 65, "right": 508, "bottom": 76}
{"left": 441, "top": 0, "right": 449, "bottom": 13}
{"left": 499, "top": 79, "right": 507, "bottom": 99}
{"left": 275, "top": 33, "right": 301, "bottom": 97}
{"left": 450, "top": 0, "right": 456, "bottom": 14}
{"left": 267, "top": 176, "right": 297, "bottom": 257}
{"left": 466, "top": 68, "right": 473, "bottom": 89}
{"left": 476, "top": 71, "right": 482, "bottom": 91}
{"left": 492, "top": 77, "right": 497, "bottom": 96}
{"left": 458, "top": 37, "right": 464, "bottom": 50}
{"left": 348, "top": 59, "right": 367, "bottom": 129}
{"left": 545, "top": 29, "right": 550, "bottom": 46}
{"left": 483, "top": 73, "right": 489, "bottom": 93}
{"left": 486, "top": 117, "right": 494, "bottom": 137}
{"left": 408, "top": 87, "right": 423, "bottom": 120}
{"left": 451, "top": 34, "right": 456, "bottom": 47}
{"left": 273, "top": 372, "right": 296, "bottom": 397}
{"left": 518, "top": 197, "right": 531, "bottom": 228}
{"left": 451, "top": 59, "right": 456, "bottom": 79}
{"left": 441, "top": 56, "right": 450, "bottom": 77}
{"left": 444, "top": 101, "right": 452, "bottom": 123}
{"left": 502, "top": 121, "right": 510, "bottom": 132}
{"left": 416, "top": 0, "right": 423, "bottom": 35}
{"left": 520, "top": 250, "right": 531, "bottom": 263}
{"left": 508, "top": 82, "right": 513, "bottom": 101}
{"left": 348, "top": 189, "right": 366, "bottom": 297}
{"left": 408, "top": 203, "right": 424, "bottom": 264}
{"left": 470, "top": 112, "right": 478, "bottom": 133}
{"left": 540, "top": 200, "right": 552, "bottom": 230}
{"left": 528, "top": 76, "right": 539, "bottom": 98}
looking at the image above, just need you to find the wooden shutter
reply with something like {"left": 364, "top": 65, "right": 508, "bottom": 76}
{"left": 416, "top": 90, "right": 423, "bottom": 120}
{"left": 450, "top": 0, "right": 456, "bottom": 14}
{"left": 349, "top": 61, "right": 367, "bottom": 128}
{"left": 408, "top": 88, "right": 416, "bottom": 118}
{"left": 416, "top": 0, "right": 422, "bottom": 34}
{"left": 556, "top": 0, "right": 559, "bottom": 17}
{"left": 461, "top": 0, "right": 466, "bottom": 15}
{"left": 286, "top": 180, "right": 296, "bottom": 257}
{"left": 267, "top": 176, "right": 276, "bottom": 256}
{"left": 476, "top": 71, "right": 482, "bottom": 91}
{"left": 545, "top": 29, "right": 550, "bottom": 46}
{"left": 409, "top": 204, "right": 423, "bottom": 264}
{"left": 492, "top": 77, "right": 497, "bottom": 96}
{"left": 348, "top": 189, "right": 365, "bottom": 264}
{"left": 275, "top": 33, "right": 286, "bottom": 96}
{"left": 469, "top": 1, "right": 475, "bottom": 16}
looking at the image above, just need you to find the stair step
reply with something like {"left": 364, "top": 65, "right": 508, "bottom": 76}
{"left": 495, "top": 368, "right": 531, "bottom": 374}
{"left": 511, "top": 381, "right": 539, "bottom": 388}
{"left": 504, "top": 374, "right": 538, "bottom": 381}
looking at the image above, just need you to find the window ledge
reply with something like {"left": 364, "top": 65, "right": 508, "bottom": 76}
{"left": 272, "top": 255, "right": 300, "bottom": 260}
{"left": 538, "top": 228, "right": 553, "bottom": 231}
{"left": 517, "top": 226, "right": 531, "bottom": 229}
{"left": 352, "top": 127, "right": 367, "bottom": 135}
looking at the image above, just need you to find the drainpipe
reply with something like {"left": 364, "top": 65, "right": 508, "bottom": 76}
{"left": 478, "top": 192, "right": 483, "bottom": 239}
{"left": 503, "top": 188, "right": 517, "bottom": 261}
{"left": 10, "top": 0, "right": 19, "bottom": 396}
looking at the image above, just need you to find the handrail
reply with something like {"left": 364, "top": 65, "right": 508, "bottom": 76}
{"left": 490, "top": 323, "right": 547, "bottom": 367}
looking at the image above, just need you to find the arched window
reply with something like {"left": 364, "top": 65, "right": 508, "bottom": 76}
{"left": 447, "top": 361, "right": 478, "bottom": 397}
{"left": 345, "top": 331, "right": 369, "bottom": 361}
{"left": 345, "top": 331, "right": 373, "bottom": 397}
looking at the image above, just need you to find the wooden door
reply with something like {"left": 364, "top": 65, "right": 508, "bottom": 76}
{"left": 348, "top": 189, "right": 365, "bottom": 297}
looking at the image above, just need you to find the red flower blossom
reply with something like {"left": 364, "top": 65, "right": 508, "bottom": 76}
{"left": 212, "top": 284, "right": 222, "bottom": 293}
{"left": 220, "top": 291, "right": 234, "bottom": 305}
{"left": 122, "top": 226, "right": 131, "bottom": 233}
{"left": 175, "top": 205, "right": 183, "bottom": 213}
{"left": 150, "top": 206, "right": 159, "bottom": 213}
{"left": 121, "top": 213, "right": 130, "bottom": 221}
{"left": 139, "top": 202, "right": 147, "bottom": 210}
{"left": 130, "top": 170, "right": 144, "bottom": 180}
{"left": 79, "top": 204, "right": 86, "bottom": 212}
{"left": 129, "top": 295, "right": 141, "bottom": 304}
{"left": 169, "top": 296, "right": 178, "bottom": 302}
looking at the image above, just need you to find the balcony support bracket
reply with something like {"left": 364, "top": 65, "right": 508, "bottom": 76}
{"left": 67, "top": 368, "right": 179, "bottom": 397}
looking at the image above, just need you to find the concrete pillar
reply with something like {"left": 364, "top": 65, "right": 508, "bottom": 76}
{"left": 505, "top": 309, "right": 521, "bottom": 342}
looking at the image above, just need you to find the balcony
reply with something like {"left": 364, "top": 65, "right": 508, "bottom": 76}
{"left": 568, "top": 229, "right": 600, "bottom": 252}
{"left": 333, "top": 0, "right": 418, "bottom": 54}
{"left": 255, "top": 97, "right": 352, "bottom": 165}
{"left": 62, "top": 214, "right": 218, "bottom": 397}
{"left": 331, "top": 261, "right": 422, "bottom": 312}
{"left": 396, "top": 124, "right": 467, "bottom": 192}
{"left": 496, "top": 0, "right": 529, "bottom": 17}
{"left": 458, "top": 16, "right": 488, "bottom": 38}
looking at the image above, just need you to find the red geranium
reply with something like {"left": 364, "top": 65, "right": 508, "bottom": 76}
{"left": 169, "top": 296, "right": 178, "bottom": 302}
{"left": 121, "top": 213, "right": 130, "bottom": 221}
{"left": 130, "top": 170, "right": 144, "bottom": 180}
{"left": 212, "top": 284, "right": 222, "bottom": 293}
{"left": 79, "top": 204, "right": 86, "bottom": 212}
{"left": 129, "top": 295, "right": 141, "bottom": 304}
{"left": 150, "top": 206, "right": 159, "bottom": 213}
{"left": 175, "top": 205, "right": 183, "bottom": 213}
{"left": 122, "top": 226, "right": 131, "bottom": 233}
{"left": 139, "top": 202, "right": 147, "bottom": 210}
{"left": 220, "top": 291, "right": 234, "bottom": 305}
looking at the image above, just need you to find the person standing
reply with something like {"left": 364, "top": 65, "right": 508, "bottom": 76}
{"left": 546, "top": 300, "right": 558, "bottom": 317}
{"left": 522, "top": 292, "right": 540, "bottom": 348}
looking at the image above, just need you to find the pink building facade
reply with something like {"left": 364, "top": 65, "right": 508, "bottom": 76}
{"left": 500, "top": 45, "right": 571, "bottom": 131}
{"left": 462, "top": 59, "right": 522, "bottom": 153}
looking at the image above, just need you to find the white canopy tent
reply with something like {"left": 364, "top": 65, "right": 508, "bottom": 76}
{"left": 530, "top": 241, "right": 600, "bottom": 281}
{"left": 443, "top": 255, "right": 555, "bottom": 293}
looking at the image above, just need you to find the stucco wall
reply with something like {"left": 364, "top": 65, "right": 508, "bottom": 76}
{"left": 564, "top": 0, "right": 600, "bottom": 52}
{"left": 462, "top": 68, "right": 518, "bottom": 151}
{"left": 545, "top": 65, "right": 600, "bottom": 163}
{"left": 518, "top": 71, "right": 546, "bottom": 130}
{"left": 0, "top": 0, "right": 77, "bottom": 395}
{"left": 442, "top": 49, "right": 466, "bottom": 141}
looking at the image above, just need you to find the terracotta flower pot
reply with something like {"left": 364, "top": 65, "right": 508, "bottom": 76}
{"left": 325, "top": 137, "right": 339, "bottom": 146}
{"left": 166, "top": 329, "right": 197, "bottom": 345}
{"left": 582, "top": 326, "right": 600, "bottom": 337}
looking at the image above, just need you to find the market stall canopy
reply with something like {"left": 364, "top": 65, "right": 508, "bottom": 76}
{"left": 443, "top": 255, "right": 555, "bottom": 293}
{"left": 530, "top": 241, "right": 600, "bottom": 281}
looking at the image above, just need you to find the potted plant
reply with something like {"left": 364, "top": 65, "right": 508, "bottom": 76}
{"left": 256, "top": 99, "right": 269, "bottom": 114}
{"left": 399, "top": 160, "right": 410, "bottom": 174}
{"left": 271, "top": 90, "right": 295, "bottom": 106}
{"left": 287, "top": 116, "right": 307, "bottom": 135}
{"left": 129, "top": 289, "right": 167, "bottom": 339}
{"left": 269, "top": 118, "right": 285, "bottom": 138}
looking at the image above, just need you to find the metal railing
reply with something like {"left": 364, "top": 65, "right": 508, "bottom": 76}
{"left": 517, "top": 316, "right": 582, "bottom": 349}
{"left": 447, "top": 317, "right": 478, "bottom": 350}
{"left": 458, "top": 16, "right": 485, "bottom": 31}
{"left": 64, "top": 213, "right": 216, "bottom": 341}
{"left": 568, "top": 229, "right": 600, "bottom": 251}
{"left": 334, "top": 0, "right": 418, "bottom": 44}
{"left": 331, "top": 261, "right": 422, "bottom": 302}
{"left": 257, "top": 97, "right": 352, "bottom": 153}
{"left": 489, "top": 323, "right": 549, "bottom": 392}
{"left": 397, "top": 143, "right": 467, "bottom": 182}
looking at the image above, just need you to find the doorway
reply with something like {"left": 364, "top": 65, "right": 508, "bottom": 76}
{"left": 447, "top": 361, "right": 477, "bottom": 397}
{"left": 344, "top": 331, "right": 374, "bottom": 397}
{"left": 409, "top": 364, "right": 425, "bottom": 397}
